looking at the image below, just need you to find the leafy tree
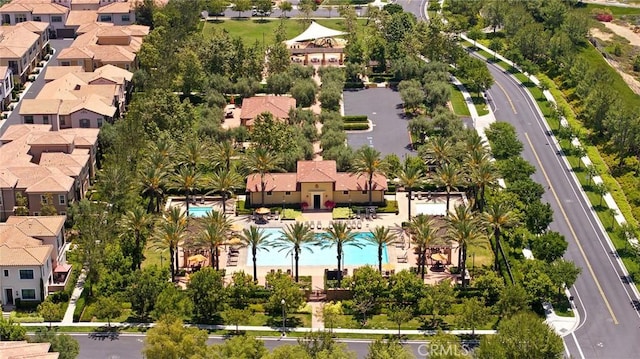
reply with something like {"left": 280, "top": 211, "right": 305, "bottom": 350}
{"left": 94, "top": 296, "right": 122, "bottom": 327}
{"left": 271, "top": 222, "right": 315, "bottom": 282}
{"left": 264, "top": 345, "right": 311, "bottom": 359}
{"left": 423, "top": 81, "right": 451, "bottom": 109}
{"left": 239, "top": 226, "right": 271, "bottom": 283}
{"left": 317, "top": 301, "right": 343, "bottom": 332}
{"left": 477, "top": 312, "right": 563, "bottom": 359}
{"left": 14, "top": 192, "right": 29, "bottom": 216}
{"left": 127, "top": 266, "right": 169, "bottom": 319}
{"left": 291, "top": 79, "right": 318, "bottom": 107}
{"left": 266, "top": 72, "right": 294, "bottom": 95}
{"left": 367, "top": 226, "right": 397, "bottom": 273}
{"left": 456, "top": 297, "right": 490, "bottom": 335}
{"left": 228, "top": 271, "right": 257, "bottom": 309}
{"left": 31, "top": 329, "right": 79, "bottom": 359}
{"left": 144, "top": 316, "right": 209, "bottom": 359}
{"left": 264, "top": 271, "right": 304, "bottom": 316}
{"left": 232, "top": 0, "right": 251, "bottom": 17}
{"left": 547, "top": 259, "right": 581, "bottom": 295}
{"left": 320, "top": 221, "right": 361, "bottom": 287}
{"left": 279, "top": 1, "right": 293, "bottom": 17}
{"left": 485, "top": 122, "right": 523, "bottom": 160}
{"left": 419, "top": 279, "right": 455, "bottom": 328}
{"left": 151, "top": 207, "right": 188, "bottom": 282}
{"left": 427, "top": 331, "right": 470, "bottom": 359}
{"left": 523, "top": 201, "right": 553, "bottom": 235}
{"left": 473, "top": 271, "right": 505, "bottom": 305}
{"left": 520, "top": 259, "right": 555, "bottom": 302}
{"left": 195, "top": 210, "right": 232, "bottom": 271}
{"left": 40, "top": 193, "right": 58, "bottom": 216}
{"left": 0, "top": 317, "right": 25, "bottom": 340}
{"left": 351, "top": 146, "right": 387, "bottom": 205}
{"left": 399, "top": 80, "right": 425, "bottom": 114}
{"left": 319, "top": 85, "right": 342, "bottom": 112}
{"left": 350, "top": 266, "right": 386, "bottom": 323}
{"left": 529, "top": 231, "right": 567, "bottom": 262}
{"left": 120, "top": 206, "right": 154, "bottom": 271}
{"left": 221, "top": 308, "right": 251, "bottom": 333}
{"left": 366, "top": 338, "right": 415, "bottom": 359}
{"left": 297, "top": 331, "right": 356, "bottom": 359}
{"left": 496, "top": 156, "right": 536, "bottom": 183}
{"left": 151, "top": 285, "right": 193, "bottom": 321}
{"left": 208, "top": 0, "right": 228, "bottom": 18}
{"left": 388, "top": 305, "right": 413, "bottom": 336}
{"left": 388, "top": 270, "right": 426, "bottom": 307}
{"left": 255, "top": 0, "right": 272, "bottom": 18}
{"left": 188, "top": 267, "right": 227, "bottom": 323}
{"left": 496, "top": 284, "right": 530, "bottom": 318}
{"left": 489, "top": 38, "right": 503, "bottom": 59}
{"left": 507, "top": 179, "right": 544, "bottom": 205}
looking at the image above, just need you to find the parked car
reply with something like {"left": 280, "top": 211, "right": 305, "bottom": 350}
{"left": 252, "top": 9, "right": 271, "bottom": 17}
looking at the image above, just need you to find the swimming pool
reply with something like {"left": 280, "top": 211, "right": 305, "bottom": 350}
{"left": 248, "top": 228, "right": 388, "bottom": 267}
{"left": 189, "top": 207, "right": 213, "bottom": 218}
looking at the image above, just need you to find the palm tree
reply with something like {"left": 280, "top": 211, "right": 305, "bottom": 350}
{"left": 433, "top": 162, "right": 463, "bottom": 215}
{"left": 196, "top": 210, "right": 232, "bottom": 271}
{"left": 181, "top": 139, "right": 208, "bottom": 171}
{"left": 211, "top": 141, "right": 238, "bottom": 172}
{"left": 409, "top": 214, "right": 441, "bottom": 280}
{"left": 483, "top": 202, "right": 518, "bottom": 280}
{"left": 120, "top": 206, "right": 155, "bottom": 270}
{"left": 351, "top": 146, "right": 387, "bottom": 205}
{"left": 368, "top": 226, "right": 397, "bottom": 273}
{"left": 245, "top": 148, "right": 283, "bottom": 206}
{"left": 139, "top": 166, "right": 167, "bottom": 213}
{"left": 468, "top": 160, "right": 498, "bottom": 212}
{"left": 397, "top": 164, "right": 425, "bottom": 220}
{"left": 320, "top": 221, "right": 362, "bottom": 287}
{"left": 239, "top": 226, "right": 271, "bottom": 283}
{"left": 170, "top": 166, "right": 202, "bottom": 213}
{"left": 423, "top": 137, "right": 454, "bottom": 169}
{"left": 146, "top": 136, "right": 174, "bottom": 170}
{"left": 271, "top": 222, "right": 315, "bottom": 282}
{"left": 447, "top": 205, "right": 487, "bottom": 288}
{"left": 207, "top": 167, "right": 244, "bottom": 215}
{"left": 151, "top": 207, "right": 188, "bottom": 282}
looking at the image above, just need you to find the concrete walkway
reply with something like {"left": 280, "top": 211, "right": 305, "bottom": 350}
{"left": 309, "top": 302, "right": 324, "bottom": 329}
{"left": 61, "top": 269, "right": 87, "bottom": 324}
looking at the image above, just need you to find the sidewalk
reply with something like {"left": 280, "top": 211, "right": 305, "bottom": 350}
{"left": 61, "top": 269, "right": 87, "bottom": 324}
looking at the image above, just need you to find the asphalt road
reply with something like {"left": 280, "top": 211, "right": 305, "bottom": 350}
{"left": 72, "top": 333, "right": 444, "bottom": 359}
{"left": 0, "top": 39, "right": 73, "bottom": 137}
{"left": 343, "top": 88, "right": 414, "bottom": 158}
{"left": 481, "top": 55, "right": 640, "bottom": 358}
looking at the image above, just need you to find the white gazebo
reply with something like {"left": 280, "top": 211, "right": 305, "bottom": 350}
{"left": 285, "top": 21, "right": 348, "bottom": 45}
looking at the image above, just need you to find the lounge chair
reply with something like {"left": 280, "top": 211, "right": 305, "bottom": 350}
{"left": 371, "top": 209, "right": 377, "bottom": 219}
{"left": 274, "top": 211, "right": 280, "bottom": 220}
{"left": 356, "top": 209, "right": 361, "bottom": 220}
{"left": 200, "top": 196, "right": 205, "bottom": 204}
{"left": 227, "top": 258, "right": 238, "bottom": 267}
{"left": 310, "top": 220, "right": 316, "bottom": 229}
{"left": 357, "top": 220, "right": 362, "bottom": 229}
{"left": 346, "top": 221, "right": 352, "bottom": 229}
{"left": 267, "top": 212, "right": 273, "bottom": 220}
{"left": 329, "top": 220, "right": 334, "bottom": 228}
{"left": 416, "top": 192, "right": 423, "bottom": 200}
{"left": 317, "top": 221, "right": 322, "bottom": 230}
{"left": 397, "top": 252, "right": 408, "bottom": 263}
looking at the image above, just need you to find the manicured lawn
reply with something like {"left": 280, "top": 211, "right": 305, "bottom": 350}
{"left": 333, "top": 311, "right": 499, "bottom": 330}
{"left": 449, "top": 84, "right": 471, "bottom": 116}
{"left": 332, "top": 207, "right": 352, "bottom": 219}
{"left": 575, "top": 3, "right": 640, "bottom": 16}
{"left": 466, "top": 237, "right": 494, "bottom": 271}
{"left": 202, "top": 18, "right": 366, "bottom": 46}
{"left": 141, "top": 242, "right": 167, "bottom": 269}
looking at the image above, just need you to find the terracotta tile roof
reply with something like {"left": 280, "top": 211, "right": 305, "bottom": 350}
{"left": 123, "top": 24, "right": 150, "bottom": 36}
{"left": 0, "top": 3, "right": 32, "bottom": 12}
{"left": 5, "top": 216, "right": 66, "bottom": 238}
{"left": 296, "top": 160, "right": 337, "bottom": 183}
{"left": 245, "top": 160, "right": 388, "bottom": 192}
{"left": 40, "top": 152, "right": 88, "bottom": 177}
{"left": 0, "top": 124, "right": 51, "bottom": 143}
{"left": 0, "top": 26, "right": 39, "bottom": 59}
{"left": 19, "top": 99, "right": 63, "bottom": 114}
{"left": 0, "top": 168, "right": 19, "bottom": 187}
{"left": 76, "top": 21, "right": 113, "bottom": 35}
{"left": 65, "top": 10, "right": 98, "bottom": 27}
{"left": 89, "top": 64, "right": 132, "bottom": 83}
{"left": 0, "top": 226, "right": 43, "bottom": 247}
{"left": 246, "top": 173, "right": 297, "bottom": 192}
{"left": 0, "top": 244, "right": 52, "bottom": 266}
{"left": 89, "top": 44, "right": 135, "bottom": 62}
{"left": 31, "top": 3, "right": 67, "bottom": 14}
{"left": 240, "top": 96, "right": 296, "bottom": 125}
{"left": 0, "top": 66, "right": 9, "bottom": 77}
{"left": 72, "top": 0, "right": 100, "bottom": 4}
{"left": 15, "top": 20, "right": 50, "bottom": 32}
{"left": 44, "top": 66, "right": 85, "bottom": 82}
{"left": 6, "top": 166, "right": 73, "bottom": 192}
{"left": 56, "top": 46, "right": 94, "bottom": 60}
{"left": 0, "top": 341, "right": 58, "bottom": 359}
{"left": 58, "top": 128, "right": 99, "bottom": 147}
{"left": 97, "top": 2, "right": 132, "bottom": 13}
{"left": 28, "top": 132, "right": 76, "bottom": 146}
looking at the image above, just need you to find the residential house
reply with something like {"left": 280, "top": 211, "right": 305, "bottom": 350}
{"left": 97, "top": 1, "right": 134, "bottom": 25}
{"left": 0, "top": 66, "right": 14, "bottom": 111}
{"left": 0, "top": 124, "right": 99, "bottom": 219}
{"left": 56, "top": 24, "right": 149, "bottom": 71}
{"left": 0, "top": 0, "right": 68, "bottom": 37}
{"left": 0, "top": 21, "right": 50, "bottom": 83}
{"left": 0, "top": 215, "right": 70, "bottom": 306}
{"left": 240, "top": 95, "right": 296, "bottom": 128}
{"left": 0, "top": 341, "right": 60, "bottom": 358}
{"left": 246, "top": 160, "right": 388, "bottom": 209}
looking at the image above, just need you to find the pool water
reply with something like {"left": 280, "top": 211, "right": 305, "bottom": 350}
{"left": 247, "top": 228, "right": 389, "bottom": 267}
{"left": 189, "top": 207, "right": 213, "bottom": 217}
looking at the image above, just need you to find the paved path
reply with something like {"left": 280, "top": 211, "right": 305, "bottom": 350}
{"left": 309, "top": 302, "right": 323, "bottom": 329}
{"left": 62, "top": 269, "right": 87, "bottom": 324}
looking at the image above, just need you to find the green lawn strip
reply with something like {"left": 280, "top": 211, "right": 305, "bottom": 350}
{"left": 332, "top": 312, "right": 499, "bottom": 331}
{"left": 574, "top": 3, "right": 640, "bottom": 16}
{"left": 449, "top": 83, "right": 471, "bottom": 116}
{"left": 141, "top": 242, "right": 165, "bottom": 269}
{"left": 466, "top": 237, "right": 494, "bottom": 270}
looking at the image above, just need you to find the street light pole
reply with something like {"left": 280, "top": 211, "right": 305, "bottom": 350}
{"left": 281, "top": 299, "right": 286, "bottom": 336}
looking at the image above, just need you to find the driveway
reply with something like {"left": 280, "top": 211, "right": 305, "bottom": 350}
{"left": 343, "top": 87, "right": 414, "bottom": 158}
{"left": 1, "top": 39, "right": 74, "bottom": 136}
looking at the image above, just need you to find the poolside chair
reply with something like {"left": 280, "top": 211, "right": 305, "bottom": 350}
{"left": 397, "top": 252, "right": 408, "bottom": 263}
{"left": 371, "top": 209, "right": 377, "bottom": 219}
{"left": 347, "top": 221, "right": 352, "bottom": 229}
{"left": 356, "top": 209, "right": 361, "bottom": 219}
{"left": 274, "top": 211, "right": 280, "bottom": 220}
{"left": 310, "top": 220, "right": 316, "bottom": 229}
{"left": 356, "top": 220, "right": 362, "bottom": 229}
{"left": 317, "top": 221, "right": 322, "bottom": 230}
{"left": 416, "top": 192, "right": 423, "bottom": 200}
{"left": 328, "top": 220, "right": 334, "bottom": 228}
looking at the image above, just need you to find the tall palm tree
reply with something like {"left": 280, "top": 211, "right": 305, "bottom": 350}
{"left": 409, "top": 214, "right": 442, "bottom": 280}
{"left": 423, "top": 137, "right": 454, "bottom": 169}
{"left": 211, "top": 141, "right": 238, "bottom": 172}
{"left": 139, "top": 166, "right": 167, "bottom": 213}
{"left": 351, "top": 146, "right": 387, "bottom": 205}
{"left": 468, "top": 159, "right": 498, "bottom": 212}
{"left": 207, "top": 167, "right": 244, "bottom": 215}
{"left": 447, "top": 205, "right": 487, "bottom": 288}
{"left": 239, "top": 225, "right": 271, "bottom": 283}
{"left": 181, "top": 139, "right": 208, "bottom": 171}
{"left": 397, "top": 162, "right": 425, "bottom": 221}
{"left": 368, "top": 226, "right": 397, "bottom": 273}
{"left": 271, "top": 222, "right": 315, "bottom": 282}
{"left": 463, "top": 131, "right": 486, "bottom": 155}
{"left": 151, "top": 207, "right": 188, "bottom": 282}
{"left": 120, "top": 206, "right": 155, "bottom": 270}
{"left": 147, "top": 136, "right": 174, "bottom": 170}
{"left": 483, "top": 202, "right": 518, "bottom": 282}
{"left": 170, "top": 166, "right": 202, "bottom": 213}
{"left": 196, "top": 210, "right": 232, "bottom": 271}
{"left": 245, "top": 148, "right": 283, "bottom": 206}
{"left": 433, "top": 162, "right": 463, "bottom": 215}
{"left": 320, "top": 221, "right": 362, "bottom": 288}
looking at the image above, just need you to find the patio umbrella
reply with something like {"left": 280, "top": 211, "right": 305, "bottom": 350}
{"left": 256, "top": 207, "right": 270, "bottom": 215}
{"left": 230, "top": 223, "right": 244, "bottom": 232}
{"left": 431, "top": 253, "right": 448, "bottom": 262}
{"left": 382, "top": 263, "right": 395, "bottom": 271}
{"left": 226, "top": 237, "right": 243, "bottom": 245}
{"left": 188, "top": 254, "right": 207, "bottom": 263}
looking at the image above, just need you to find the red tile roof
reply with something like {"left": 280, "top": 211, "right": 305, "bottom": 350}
{"left": 240, "top": 96, "right": 295, "bottom": 126}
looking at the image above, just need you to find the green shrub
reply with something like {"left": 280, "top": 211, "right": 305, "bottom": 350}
{"left": 378, "top": 200, "right": 398, "bottom": 213}
{"left": 15, "top": 299, "right": 41, "bottom": 311}
{"left": 9, "top": 312, "right": 43, "bottom": 323}
{"left": 342, "top": 115, "right": 368, "bottom": 123}
{"left": 342, "top": 123, "right": 369, "bottom": 131}
{"left": 332, "top": 207, "right": 351, "bottom": 219}
{"left": 282, "top": 208, "right": 302, "bottom": 219}
{"left": 236, "top": 200, "right": 252, "bottom": 215}
{"left": 344, "top": 82, "right": 365, "bottom": 89}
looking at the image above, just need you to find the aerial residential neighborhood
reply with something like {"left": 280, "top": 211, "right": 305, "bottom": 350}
{"left": 0, "top": 0, "right": 640, "bottom": 358}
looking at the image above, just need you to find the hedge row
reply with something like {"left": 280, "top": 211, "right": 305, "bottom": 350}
{"left": 342, "top": 123, "right": 369, "bottom": 131}
{"left": 342, "top": 115, "right": 368, "bottom": 123}
{"left": 344, "top": 82, "right": 365, "bottom": 89}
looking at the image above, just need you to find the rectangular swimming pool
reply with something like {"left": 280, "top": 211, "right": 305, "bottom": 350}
{"left": 247, "top": 228, "right": 389, "bottom": 267}
{"left": 189, "top": 207, "right": 213, "bottom": 217}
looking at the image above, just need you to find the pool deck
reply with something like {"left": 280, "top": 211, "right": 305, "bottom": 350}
{"left": 170, "top": 193, "right": 467, "bottom": 289}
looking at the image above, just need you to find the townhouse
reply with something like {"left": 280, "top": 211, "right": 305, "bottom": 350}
{"left": 0, "top": 20, "right": 50, "bottom": 83}
{"left": 0, "top": 66, "right": 14, "bottom": 111}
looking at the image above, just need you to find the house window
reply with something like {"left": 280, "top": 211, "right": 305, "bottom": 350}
{"left": 79, "top": 119, "right": 90, "bottom": 128}
{"left": 33, "top": 16, "right": 41, "bottom": 21}
{"left": 34, "top": 212, "right": 40, "bottom": 216}
{"left": 343, "top": 191, "right": 348, "bottom": 195}
{"left": 60, "top": 211, "right": 66, "bottom": 216}
{"left": 59, "top": 195, "right": 66, "bottom": 205}
{"left": 362, "top": 190, "right": 367, "bottom": 194}
{"left": 60, "top": 117, "right": 66, "bottom": 126}
{"left": 285, "top": 191, "right": 291, "bottom": 195}
{"left": 51, "top": 15, "right": 62, "bottom": 22}
{"left": 24, "top": 115, "right": 34, "bottom": 124}
{"left": 266, "top": 191, "right": 272, "bottom": 196}
{"left": 97, "top": 118, "right": 103, "bottom": 127}
{"left": 99, "top": 15, "right": 112, "bottom": 22}
{"left": 3, "top": 270, "right": 8, "bottom": 277}
{"left": 121, "top": 14, "right": 130, "bottom": 22}
{"left": 21, "top": 289, "right": 36, "bottom": 300}
{"left": 42, "top": 115, "right": 49, "bottom": 124}
{"left": 61, "top": 61, "right": 70, "bottom": 66}
{"left": 19, "top": 269, "right": 34, "bottom": 280}
{"left": 15, "top": 14, "right": 27, "bottom": 23}
{"left": 41, "top": 195, "right": 48, "bottom": 204}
